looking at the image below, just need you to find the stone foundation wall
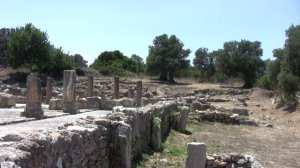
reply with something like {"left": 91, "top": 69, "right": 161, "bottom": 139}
{"left": 0, "top": 101, "right": 178, "bottom": 168}
{"left": 206, "top": 153, "right": 263, "bottom": 168}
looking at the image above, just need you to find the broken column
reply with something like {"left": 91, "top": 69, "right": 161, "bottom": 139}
{"left": 151, "top": 117, "right": 162, "bottom": 151}
{"left": 23, "top": 73, "right": 44, "bottom": 119}
{"left": 87, "top": 76, "right": 93, "bottom": 97}
{"left": 127, "top": 86, "right": 134, "bottom": 98}
{"left": 185, "top": 142, "right": 206, "bottom": 168}
{"left": 112, "top": 122, "right": 132, "bottom": 168}
{"left": 136, "top": 81, "right": 142, "bottom": 107}
{"left": 113, "top": 77, "right": 119, "bottom": 99}
{"left": 179, "top": 106, "right": 190, "bottom": 132}
{"left": 63, "top": 70, "right": 77, "bottom": 114}
{"left": 45, "top": 77, "right": 53, "bottom": 104}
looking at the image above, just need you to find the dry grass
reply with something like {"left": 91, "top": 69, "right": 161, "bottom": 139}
{"left": 135, "top": 120, "right": 300, "bottom": 168}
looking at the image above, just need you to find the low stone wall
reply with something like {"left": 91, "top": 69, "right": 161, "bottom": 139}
{"left": 185, "top": 142, "right": 263, "bottom": 168}
{"left": 50, "top": 96, "right": 166, "bottom": 110}
{"left": 0, "top": 101, "right": 179, "bottom": 168}
{"left": 192, "top": 110, "right": 240, "bottom": 124}
{"left": 191, "top": 110, "right": 258, "bottom": 126}
{"left": 206, "top": 153, "right": 263, "bottom": 168}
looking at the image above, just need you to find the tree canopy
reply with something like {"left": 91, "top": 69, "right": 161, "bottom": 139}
{"left": 0, "top": 28, "right": 15, "bottom": 66}
{"left": 146, "top": 34, "right": 190, "bottom": 82}
{"left": 71, "top": 54, "right": 88, "bottom": 68}
{"left": 193, "top": 47, "right": 215, "bottom": 78}
{"left": 90, "top": 50, "right": 145, "bottom": 76}
{"left": 7, "top": 23, "right": 50, "bottom": 72}
{"left": 215, "top": 40, "right": 264, "bottom": 88}
{"left": 0, "top": 23, "right": 88, "bottom": 77}
{"left": 277, "top": 25, "right": 300, "bottom": 105}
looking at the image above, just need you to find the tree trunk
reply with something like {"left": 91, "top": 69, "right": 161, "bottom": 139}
{"left": 243, "top": 81, "right": 252, "bottom": 88}
{"left": 159, "top": 70, "right": 168, "bottom": 81}
{"left": 168, "top": 70, "right": 175, "bottom": 83}
{"left": 29, "top": 55, "right": 33, "bottom": 73}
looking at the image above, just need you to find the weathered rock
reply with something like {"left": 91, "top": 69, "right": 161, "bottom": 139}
{"left": 192, "top": 101, "right": 210, "bottom": 111}
{"left": 206, "top": 156, "right": 215, "bottom": 166}
{"left": 113, "top": 77, "right": 119, "bottom": 99}
{"left": 151, "top": 117, "right": 161, "bottom": 151}
{"left": 179, "top": 106, "right": 189, "bottom": 132}
{"left": 231, "top": 108, "right": 249, "bottom": 116}
{"left": 23, "top": 73, "right": 44, "bottom": 119}
{"left": 265, "top": 123, "right": 273, "bottom": 128}
{"left": 76, "top": 90, "right": 86, "bottom": 98}
{"left": 87, "top": 76, "right": 94, "bottom": 97}
{"left": 112, "top": 122, "right": 132, "bottom": 168}
{"left": 0, "top": 92, "right": 15, "bottom": 108}
{"left": 49, "top": 98, "right": 62, "bottom": 110}
{"left": 185, "top": 142, "right": 206, "bottom": 168}
{"left": 127, "top": 86, "right": 135, "bottom": 98}
{"left": 86, "top": 97, "right": 100, "bottom": 109}
{"left": 63, "top": 70, "right": 77, "bottom": 114}
{"left": 76, "top": 98, "right": 87, "bottom": 109}
{"left": 45, "top": 77, "right": 53, "bottom": 104}
{"left": 240, "top": 119, "right": 258, "bottom": 126}
{"left": 15, "top": 96, "right": 26, "bottom": 104}
{"left": 136, "top": 81, "right": 142, "bottom": 107}
{"left": 0, "top": 100, "right": 181, "bottom": 168}
{"left": 120, "top": 98, "right": 134, "bottom": 107}
{"left": 1, "top": 161, "right": 19, "bottom": 168}
{"left": 1, "top": 134, "right": 23, "bottom": 142}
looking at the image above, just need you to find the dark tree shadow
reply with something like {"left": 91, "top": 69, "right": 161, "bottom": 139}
{"left": 148, "top": 78, "right": 191, "bottom": 86}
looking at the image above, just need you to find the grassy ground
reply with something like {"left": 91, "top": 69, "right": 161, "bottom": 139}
{"left": 133, "top": 119, "right": 300, "bottom": 168}
{"left": 133, "top": 121, "right": 229, "bottom": 168}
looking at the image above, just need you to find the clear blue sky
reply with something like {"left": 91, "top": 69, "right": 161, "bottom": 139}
{"left": 1, "top": 0, "right": 299, "bottom": 64}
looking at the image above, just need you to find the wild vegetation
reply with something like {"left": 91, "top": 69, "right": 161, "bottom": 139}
{"left": 0, "top": 23, "right": 87, "bottom": 77}
{"left": 258, "top": 25, "right": 300, "bottom": 106}
{"left": 90, "top": 50, "right": 145, "bottom": 76}
{"left": 0, "top": 23, "right": 299, "bottom": 106}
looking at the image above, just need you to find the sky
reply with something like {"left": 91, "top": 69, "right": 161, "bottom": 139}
{"left": 0, "top": 0, "right": 299, "bottom": 65}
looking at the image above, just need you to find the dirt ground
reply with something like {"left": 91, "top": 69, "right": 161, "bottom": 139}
{"left": 134, "top": 77, "right": 300, "bottom": 168}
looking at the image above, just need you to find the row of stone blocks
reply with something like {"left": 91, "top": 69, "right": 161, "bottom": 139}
{"left": 0, "top": 101, "right": 191, "bottom": 168}
{"left": 22, "top": 70, "right": 144, "bottom": 119}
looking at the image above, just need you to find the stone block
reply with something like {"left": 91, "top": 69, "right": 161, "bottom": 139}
{"left": 151, "top": 117, "right": 162, "bottom": 151}
{"left": 113, "top": 77, "right": 119, "bottom": 99}
{"left": 24, "top": 73, "right": 44, "bottom": 119}
{"left": 49, "top": 98, "right": 63, "bottom": 110}
{"left": 0, "top": 92, "right": 16, "bottom": 108}
{"left": 120, "top": 98, "right": 134, "bottom": 107}
{"left": 128, "top": 86, "right": 135, "bottom": 98}
{"left": 112, "top": 122, "right": 132, "bottom": 168}
{"left": 136, "top": 81, "right": 142, "bottom": 107}
{"left": 179, "top": 106, "right": 189, "bottom": 132}
{"left": 87, "top": 76, "right": 94, "bottom": 97}
{"left": 63, "top": 70, "right": 77, "bottom": 114}
{"left": 45, "top": 77, "right": 53, "bottom": 104}
{"left": 76, "top": 98, "right": 87, "bottom": 109}
{"left": 86, "top": 97, "right": 100, "bottom": 109}
{"left": 185, "top": 142, "right": 206, "bottom": 168}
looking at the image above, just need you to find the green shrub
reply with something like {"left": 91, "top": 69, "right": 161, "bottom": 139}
{"left": 278, "top": 71, "right": 299, "bottom": 105}
{"left": 258, "top": 75, "right": 272, "bottom": 90}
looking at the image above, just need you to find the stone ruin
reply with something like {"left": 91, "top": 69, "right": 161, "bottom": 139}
{"left": 0, "top": 100, "right": 189, "bottom": 167}
{"left": 185, "top": 142, "right": 263, "bottom": 168}
{"left": 0, "top": 70, "right": 266, "bottom": 167}
{"left": 22, "top": 73, "right": 44, "bottom": 119}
